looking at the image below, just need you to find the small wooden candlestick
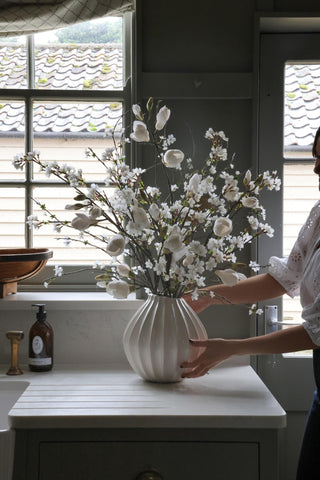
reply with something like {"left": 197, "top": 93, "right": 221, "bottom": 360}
{"left": 6, "top": 330, "right": 24, "bottom": 375}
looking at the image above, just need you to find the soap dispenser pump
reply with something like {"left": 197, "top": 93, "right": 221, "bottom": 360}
{"left": 29, "top": 304, "right": 53, "bottom": 372}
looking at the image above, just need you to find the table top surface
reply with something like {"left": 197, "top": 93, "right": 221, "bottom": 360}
{"left": 0, "top": 363, "right": 286, "bottom": 430}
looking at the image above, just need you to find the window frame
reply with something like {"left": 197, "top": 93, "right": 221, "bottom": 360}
{"left": 0, "top": 12, "right": 135, "bottom": 291}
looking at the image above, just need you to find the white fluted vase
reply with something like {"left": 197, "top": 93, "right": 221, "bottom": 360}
{"left": 123, "top": 294, "right": 208, "bottom": 383}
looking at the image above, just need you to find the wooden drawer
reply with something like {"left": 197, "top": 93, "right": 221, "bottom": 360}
{"left": 39, "top": 440, "right": 259, "bottom": 480}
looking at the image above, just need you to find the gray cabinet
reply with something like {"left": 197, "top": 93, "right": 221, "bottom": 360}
{"left": 12, "top": 428, "right": 280, "bottom": 480}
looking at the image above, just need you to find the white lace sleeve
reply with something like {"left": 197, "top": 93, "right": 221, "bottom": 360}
{"left": 302, "top": 295, "right": 320, "bottom": 346}
{"left": 268, "top": 255, "right": 301, "bottom": 298}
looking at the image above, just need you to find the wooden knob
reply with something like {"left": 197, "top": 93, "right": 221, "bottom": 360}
{"left": 135, "top": 471, "right": 163, "bottom": 480}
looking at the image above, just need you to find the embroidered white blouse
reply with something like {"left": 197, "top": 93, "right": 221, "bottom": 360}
{"left": 268, "top": 200, "right": 320, "bottom": 345}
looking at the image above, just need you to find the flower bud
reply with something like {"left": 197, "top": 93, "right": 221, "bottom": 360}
{"left": 146, "top": 97, "right": 154, "bottom": 112}
{"left": 132, "top": 206, "right": 151, "bottom": 229}
{"left": 89, "top": 206, "right": 102, "bottom": 218}
{"left": 132, "top": 104, "right": 143, "bottom": 120}
{"left": 155, "top": 106, "right": 171, "bottom": 130}
{"left": 71, "top": 213, "right": 92, "bottom": 231}
{"left": 243, "top": 170, "right": 252, "bottom": 185}
{"left": 183, "top": 254, "right": 195, "bottom": 266}
{"left": 116, "top": 264, "right": 131, "bottom": 277}
{"left": 106, "top": 234, "right": 125, "bottom": 257}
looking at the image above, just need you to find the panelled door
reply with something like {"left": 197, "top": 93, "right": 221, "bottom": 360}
{"left": 257, "top": 33, "right": 320, "bottom": 411}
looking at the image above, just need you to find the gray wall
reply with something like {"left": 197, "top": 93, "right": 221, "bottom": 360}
{"left": 136, "top": 1, "right": 320, "bottom": 479}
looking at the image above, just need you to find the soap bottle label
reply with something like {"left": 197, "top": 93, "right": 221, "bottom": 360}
{"left": 29, "top": 357, "right": 52, "bottom": 366}
{"left": 32, "top": 336, "right": 43, "bottom": 355}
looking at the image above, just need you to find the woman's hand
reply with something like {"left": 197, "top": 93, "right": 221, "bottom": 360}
{"left": 183, "top": 291, "right": 213, "bottom": 314}
{"left": 181, "top": 326, "right": 317, "bottom": 379}
{"left": 181, "top": 338, "right": 233, "bottom": 378}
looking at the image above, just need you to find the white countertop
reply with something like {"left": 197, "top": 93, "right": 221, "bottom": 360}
{"left": 0, "top": 364, "right": 286, "bottom": 430}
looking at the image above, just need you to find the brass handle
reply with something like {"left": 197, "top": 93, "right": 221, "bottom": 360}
{"left": 6, "top": 330, "right": 24, "bottom": 375}
{"left": 135, "top": 470, "right": 163, "bottom": 480}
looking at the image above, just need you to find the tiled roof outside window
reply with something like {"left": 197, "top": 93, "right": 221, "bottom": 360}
{"left": 285, "top": 64, "right": 320, "bottom": 152}
{"left": 0, "top": 43, "right": 123, "bottom": 137}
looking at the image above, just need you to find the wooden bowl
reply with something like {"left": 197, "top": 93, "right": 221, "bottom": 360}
{"left": 0, "top": 248, "right": 53, "bottom": 298}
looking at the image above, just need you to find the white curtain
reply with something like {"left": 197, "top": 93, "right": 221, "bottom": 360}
{"left": 0, "top": 0, "right": 135, "bottom": 36}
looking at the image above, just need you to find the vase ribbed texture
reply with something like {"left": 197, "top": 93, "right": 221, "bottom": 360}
{"left": 123, "top": 294, "right": 208, "bottom": 383}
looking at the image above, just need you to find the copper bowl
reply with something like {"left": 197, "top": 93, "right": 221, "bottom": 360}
{"left": 0, "top": 248, "right": 53, "bottom": 298}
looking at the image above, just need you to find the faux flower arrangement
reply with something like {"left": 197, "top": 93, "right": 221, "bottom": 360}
{"left": 13, "top": 98, "right": 280, "bottom": 304}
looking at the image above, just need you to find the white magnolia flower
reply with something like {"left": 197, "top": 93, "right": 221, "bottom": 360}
{"left": 162, "top": 149, "right": 184, "bottom": 168}
{"left": 71, "top": 213, "right": 93, "bottom": 231}
{"left": 213, "top": 217, "right": 233, "bottom": 237}
{"left": 116, "top": 263, "right": 131, "bottom": 277}
{"left": 155, "top": 105, "right": 171, "bottom": 130}
{"left": 106, "top": 279, "right": 130, "bottom": 299}
{"left": 106, "top": 234, "right": 125, "bottom": 257}
{"left": 132, "top": 205, "right": 151, "bottom": 229}
{"left": 164, "top": 226, "right": 184, "bottom": 253}
{"left": 215, "top": 269, "right": 247, "bottom": 286}
{"left": 149, "top": 203, "right": 160, "bottom": 220}
{"left": 130, "top": 121, "right": 150, "bottom": 142}
{"left": 241, "top": 196, "right": 259, "bottom": 209}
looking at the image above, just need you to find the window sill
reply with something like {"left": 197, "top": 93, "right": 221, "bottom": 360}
{"left": 0, "top": 292, "right": 144, "bottom": 311}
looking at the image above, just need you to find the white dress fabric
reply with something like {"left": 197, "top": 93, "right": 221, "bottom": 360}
{"left": 268, "top": 200, "right": 320, "bottom": 345}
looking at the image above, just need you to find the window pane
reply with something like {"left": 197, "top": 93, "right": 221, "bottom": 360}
{"left": 0, "top": 36, "right": 27, "bottom": 89}
{"left": 32, "top": 186, "right": 116, "bottom": 265}
{"left": 34, "top": 18, "right": 123, "bottom": 91}
{"left": 284, "top": 63, "right": 320, "bottom": 158}
{"left": 0, "top": 188, "right": 25, "bottom": 248}
{"left": 32, "top": 101, "right": 122, "bottom": 182}
{"left": 0, "top": 100, "right": 25, "bottom": 180}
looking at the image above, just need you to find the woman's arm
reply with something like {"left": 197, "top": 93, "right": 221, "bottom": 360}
{"left": 181, "top": 325, "right": 317, "bottom": 378}
{"left": 184, "top": 273, "right": 286, "bottom": 313}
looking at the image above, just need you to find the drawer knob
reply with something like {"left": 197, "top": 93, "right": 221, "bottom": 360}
{"left": 135, "top": 470, "right": 163, "bottom": 480}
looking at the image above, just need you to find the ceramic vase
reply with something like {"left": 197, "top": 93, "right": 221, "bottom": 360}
{"left": 123, "top": 294, "right": 208, "bottom": 383}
